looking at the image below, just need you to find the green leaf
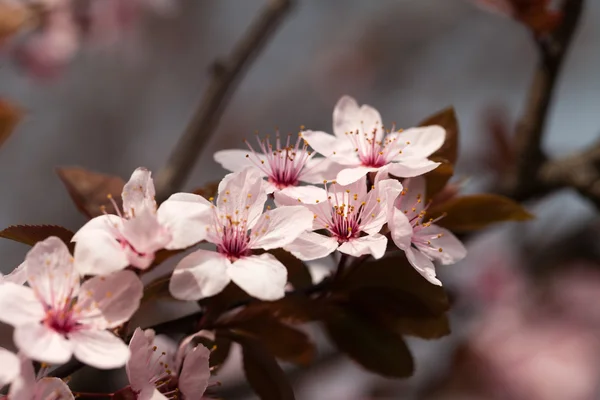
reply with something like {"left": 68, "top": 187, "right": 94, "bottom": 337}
{"left": 224, "top": 331, "right": 295, "bottom": 400}
{"left": 419, "top": 107, "right": 459, "bottom": 165}
{"left": 0, "top": 225, "right": 75, "bottom": 251}
{"left": 323, "top": 305, "right": 414, "bottom": 378}
{"left": 56, "top": 167, "right": 125, "bottom": 218}
{"left": 427, "top": 194, "right": 534, "bottom": 232}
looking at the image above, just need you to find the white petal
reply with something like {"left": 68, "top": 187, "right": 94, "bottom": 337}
{"left": 217, "top": 168, "right": 267, "bottom": 228}
{"left": 276, "top": 185, "right": 328, "bottom": 203}
{"left": 126, "top": 328, "right": 153, "bottom": 393}
{"left": 336, "top": 166, "right": 380, "bottom": 185}
{"left": 228, "top": 254, "right": 287, "bottom": 301}
{"left": 120, "top": 209, "right": 172, "bottom": 264}
{"left": 76, "top": 270, "right": 143, "bottom": 329}
{"left": 70, "top": 329, "right": 130, "bottom": 369}
{"left": 389, "top": 209, "right": 414, "bottom": 250}
{"left": 72, "top": 214, "right": 123, "bottom": 242}
{"left": 14, "top": 324, "right": 73, "bottom": 365}
{"left": 299, "top": 157, "right": 345, "bottom": 184}
{"left": 387, "top": 158, "right": 440, "bottom": 178}
{"left": 397, "top": 126, "right": 446, "bottom": 160}
{"left": 284, "top": 232, "right": 339, "bottom": 261}
{"left": 250, "top": 206, "right": 314, "bottom": 250}
{"left": 415, "top": 225, "right": 467, "bottom": 265}
{"left": 213, "top": 149, "right": 260, "bottom": 173}
{"left": 332, "top": 95, "right": 361, "bottom": 138}
{"left": 0, "top": 348, "right": 19, "bottom": 386}
{"left": 25, "top": 237, "right": 79, "bottom": 310}
{"left": 9, "top": 354, "right": 35, "bottom": 400}
{"left": 73, "top": 229, "right": 129, "bottom": 276}
{"left": 404, "top": 247, "right": 441, "bottom": 286}
{"left": 0, "top": 283, "right": 44, "bottom": 326}
{"left": 157, "top": 192, "right": 212, "bottom": 250}
{"left": 34, "top": 378, "right": 74, "bottom": 400}
{"left": 300, "top": 130, "right": 357, "bottom": 165}
{"left": 170, "top": 249, "right": 231, "bottom": 301}
{"left": 338, "top": 234, "right": 387, "bottom": 259}
{"left": 1, "top": 262, "right": 27, "bottom": 285}
{"left": 122, "top": 167, "right": 157, "bottom": 216}
{"left": 178, "top": 345, "right": 211, "bottom": 400}
{"left": 360, "top": 178, "right": 403, "bottom": 235}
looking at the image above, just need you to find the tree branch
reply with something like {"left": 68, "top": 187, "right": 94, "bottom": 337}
{"left": 154, "top": 0, "right": 294, "bottom": 202}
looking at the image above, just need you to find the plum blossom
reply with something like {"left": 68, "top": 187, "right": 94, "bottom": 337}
{"left": 73, "top": 167, "right": 211, "bottom": 275}
{"left": 214, "top": 133, "right": 340, "bottom": 198}
{"left": 0, "top": 348, "right": 20, "bottom": 388}
{"left": 388, "top": 176, "right": 466, "bottom": 285}
{"left": 300, "top": 95, "right": 446, "bottom": 185}
{"left": 0, "top": 237, "right": 143, "bottom": 368}
{"left": 0, "top": 262, "right": 27, "bottom": 285}
{"left": 169, "top": 168, "right": 314, "bottom": 301}
{"left": 126, "top": 328, "right": 211, "bottom": 400}
{"left": 275, "top": 174, "right": 402, "bottom": 260}
{"left": 8, "top": 354, "right": 73, "bottom": 400}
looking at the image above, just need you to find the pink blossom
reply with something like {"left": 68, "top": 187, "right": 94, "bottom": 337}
{"left": 169, "top": 168, "right": 314, "bottom": 301}
{"left": 126, "top": 328, "right": 211, "bottom": 400}
{"left": 0, "top": 348, "right": 20, "bottom": 388}
{"left": 300, "top": 95, "right": 445, "bottom": 185}
{"left": 274, "top": 174, "right": 402, "bottom": 260}
{"left": 8, "top": 354, "right": 73, "bottom": 400}
{"left": 388, "top": 176, "right": 466, "bottom": 285}
{"left": 72, "top": 167, "right": 211, "bottom": 275}
{"left": 0, "top": 262, "right": 27, "bottom": 285}
{"left": 0, "top": 237, "right": 143, "bottom": 369}
{"left": 214, "top": 133, "right": 341, "bottom": 199}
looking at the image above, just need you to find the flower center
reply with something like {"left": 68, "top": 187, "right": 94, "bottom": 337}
{"left": 245, "top": 133, "right": 313, "bottom": 189}
{"left": 216, "top": 217, "right": 251, "bottom": 261}
{"left": 344, "top": 128, "right": 407, "bottom": 168}
{"left": 44, "top": 308, "right": 79, "bottom": 335}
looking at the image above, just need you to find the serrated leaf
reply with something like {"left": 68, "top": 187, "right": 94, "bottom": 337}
{"left": 427, "top": 194, "right": 534, "bottom": 232}
{"left": 420, "top": 107, "right": 459, "bottom": 166}
{"left": 323, "top": 305, "right": 414, "bottom": 378}
{"left": 0, "top": 225, "right": 74, "bottom": 251}
{"left": 0, "top": 99, "right": 21, "bottom": 150}
{"left": 56, "top": 167, "right": 125, "bottom": 218}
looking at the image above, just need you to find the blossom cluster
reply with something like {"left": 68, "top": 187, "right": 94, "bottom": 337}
{"left": 0, "top": 95, "right": 466, "bottom": 399}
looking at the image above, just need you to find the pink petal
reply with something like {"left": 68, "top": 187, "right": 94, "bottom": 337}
{"left": 73, "top": 229, "right": 129, "bottom": 276}
{"left": 25, "top": 237, "right": 79, "bottom": 310}
{"left": 1, "top": 261, "right": 27, "bottom": 285}
{"left": 227, "top": 253, "right": 287, "bottom": 301}
{"left": 332, "top": 95, "right": 361, "bottom": 138}
{"left": 126, "top": 328, "right": 154, "bottom": 393}
{"left": 395, "top": 176, "right": 426, "bottom": 215}
{"left": 178, "top": 345, "right": 210, "bottom": 400}
{"left": 360, "top": 178, "right": 403, "bottom": 235}
{"left": 157, "top": 193, "right": 212, "bottom": 250}
{"left": 338, "top": 234, "right": 387, "bottom": 259}
{"left": 276, "top": 185, "right": 327, "bottom": 203}
{"left": 284, "top": 232, "right": 339, "bottom": 261}
{"left": 389, "top": 209, "right": 414, "bottom": 250}
{"left": 76, "top": 270, "right": 143, "bottom": 329}
{"left": 336, "top": 165, "right": 380, "bottom": 186}
{"left": 300, "top": 130, "right": 357, "bottom": 165}
{"left": 404, "top": 247, "right": 441, "bottom": 286}
{"left": 0, "top": 283, "right": 45, "bottom": 326}
{"left": 396, "top": 126, "right": 446, "bottom": 160}
{"left": 170, "top": 249, "right": 231, "bottom": 301}
{"left": 386, "top": 158, "right": 440, "bottom": 178}
{"left": 250, "top": 206, "right": 313, "bottom": 250}
{"left": 70, "top": 329, "right": 130, "bottom": 369}
{"left": 121, "top": 208, "right": 171, "bottom": 262}
{"left": 213, "top": 149, "right": 260, "bottom": 173}
{"left": 72, "top": 214, "right": 123, "bottom": 241}
{"left": 0, "top": 348, "right": 19, "bottom": 387}
{"left": 9, "top": 354, "right": 35, "bottom": 400}
{"left": 122, "top": 167, "right": 157, "bottom": 216}
{"left": 35, "top": 378, "right": 74, "bottom": 400}
{"left": 299, "top": 157, "right": 344, "bottom": 184}
{"left": 217, "top": 168, "right": 267, "bottom": 229}
{"left": 415, "top": 225, "right": 467, "bottom": 265}
{"left": 15, "top": 324, "right": 73, "bottom": 365}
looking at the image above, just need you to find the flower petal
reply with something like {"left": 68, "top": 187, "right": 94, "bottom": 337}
{"left": 14, "top": 324, "right": 73, "bottom": 365}
{"left": 336, "top": 165, "right": 380, "bottom": 185}
{"left": 0, "top": 348, "right": 19, "bottom": 387}
{"left": 300, "top": 130, "right": 357, "bottom": 165}
{"left": 73, "top": 228, "right": 129, "bottom": 276}
{"left": 70, "top": 329, "right": 130, "bottom": 369}
{"left": 126, "top": 328, "right": 154, "bottom": 394}
{"left": 389, "top": 209, "right": 414, "bottom": 250}
{"left": 170, "top": 249, "right": 231, "bottom": 301}
{"left": 1, "top": 262, "right": 27, "bottom": 285}
{"left": 178, "top": 345, "right": 211, "bottom": 400}
{"left": 121, "top": 208, "right": 172, "bottom": 266}
{"left": 276, "top": 185, "right": 328, "bottom": 203}
{"left": 214, "top": 149, "right": 260, "bottom": 173}
{"left": 250, "top": 206, "right": 314, "bottom": 250}
{"left": 72, "top": 214, "right": 123, "bottom": 242}
{"left": 404, "top": 247, "right": 441, "bottom": 286}
{"left": 284, "top": 231, "right": 339, "bottom": 261}
{"left": 415, "top": 225, "right": 467, "bottom": 265}
{"left": 122, "top": 167, "right": 157, "bottom": 216}
{"left": 397, "top": 126, "right": 446, "bottom": 160}
{"left": 395, "top": 176, "right": 426, "bottom": 215}
{"left": 157, "top": 193, "right": 212, "bottom": 250}
{"left": 360, "top": 178, "right": 402, "bottom": 235}
{"left": 35, "top": 378, "right": 74, "bottom": 400}
{"left": 76, "top": 270, "right": 143, "bottom": 329}
{"left": 228, "top": 253, "right": 287, "bottom": 301}
{"left": 0, "top": 283, "right": 44, "bottom": 326}
{"left": 299, "top": 157, "right": 344, "bottom": 184}
{"left": 332, "top": 95, "right": 361, "bottom": 138}
{"left": 386, "top": 158, "right": 440, "bottom": 178}
{"left": 25, "top": 237, "right": 79, "bottom": 310}
{"left": 217, "top": 168, "right": 267, "bottom": 229}
{"left": 9, "top": 354, "right": 35, "bottom": 400}
{"left": 338, "top": 234, "right": 387, "bottom": 259}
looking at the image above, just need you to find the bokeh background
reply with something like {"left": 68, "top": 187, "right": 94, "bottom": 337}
{"left": 1, "top": 0, "right": 600, "bottom": 398}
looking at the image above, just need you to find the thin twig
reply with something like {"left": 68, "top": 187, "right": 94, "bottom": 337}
{"left": 154, "top": 0, "right": 294, "bottom": 202}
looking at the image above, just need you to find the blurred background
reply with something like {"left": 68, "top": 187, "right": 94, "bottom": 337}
{"left": 1, "top": 0, "right": 600, "bottom": 398}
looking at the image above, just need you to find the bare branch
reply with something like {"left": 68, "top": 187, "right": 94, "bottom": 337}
{"left": 154, "top": 0, "right": 294, "bottom": 202}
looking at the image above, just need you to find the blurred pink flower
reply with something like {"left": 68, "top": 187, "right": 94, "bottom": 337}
{"left": 9, "top": 353, "right": 73, "bottom": 400}
{"left": 0, "top": 347, "right": 19, "bottom": 388}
